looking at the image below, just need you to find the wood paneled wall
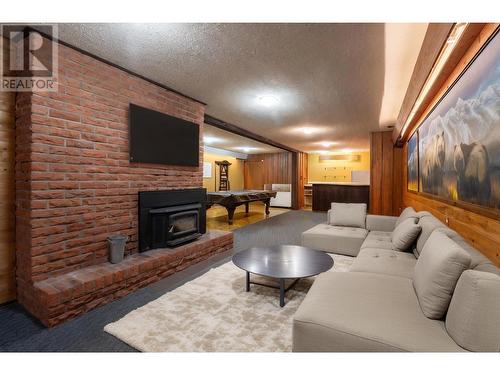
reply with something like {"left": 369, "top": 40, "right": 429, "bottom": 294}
{"left": 402, "top": 147, "right": 500, "bottom": 267}
{"left": 0, "top": 37, "right": 16, "bottom": 303}
{"left": 370, "top": 131, "right": 402, "bottom": 216}
{"left": 401, "top": 24, "right": 500, "bottom": 267}
{"left": 296, "top": 152, "right": 308, "bottom": 209}
{"left": 244, "top": 152, "right": 292, "bottom": 189}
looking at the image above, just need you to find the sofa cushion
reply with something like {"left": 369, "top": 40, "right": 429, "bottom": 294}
{"left": 413, "top": 231, "right": 471, "bottom": 319}
{"left": 474, "top": 262, "right": 500, "bottom": 276}
{"left": 360, "top": 231, "right": 394, "bottom": 250}
{"left": 350, "top": 248, "right": 416, "bottom": 279}
{"left": 443, "top": 230, "right": 500, "bottom": 276}
{"left": 391, "top": 217, "right": 421, "bottom": 252}
{"left": 395, "top": 207, "right": 417, "bottom": 227}
{"left": 293, "top": 272, "right": 464, "bottom": 352}
{"left": 415, "top": 215, "right": 448, "bottom": 257}
{"left": 445, "top": 270, "right": 500, "bottom": 352}
{"left": 328, "top": 202, "right": 367, "bottom": 229}
{"left": 366, "top": 214, "right": 398, "bottom": 232}
{"left": 301, "top": 223, "right": 368, "bottom": 256}
{"left": 416, "top": 210, "right": 433, "bottom": 218}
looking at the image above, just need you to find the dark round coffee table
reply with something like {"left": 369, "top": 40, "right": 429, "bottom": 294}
{"left": 232, "top": 245, "right": 334, "bottom": 307}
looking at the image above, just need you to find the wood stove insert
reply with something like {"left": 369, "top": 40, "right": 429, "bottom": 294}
{"left": 139, "top": 188, "right": 207, "bottom": 251}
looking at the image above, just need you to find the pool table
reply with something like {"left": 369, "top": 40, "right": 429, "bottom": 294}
{"left": 206, "top": 190, "right": 277, "bottom": 224}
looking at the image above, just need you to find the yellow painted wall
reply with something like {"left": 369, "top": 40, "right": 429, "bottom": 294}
{"left": 307, "top": 151, "right": 370, "bottom": 183}
{"left": 203, "top": 152, "right": 245, "bottom": 192}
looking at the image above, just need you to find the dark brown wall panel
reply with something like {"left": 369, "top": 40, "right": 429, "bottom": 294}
{"left": 370, "top": 131, "right": 399, "bottom": 216}
{"left": 381, "top": 131, "right": 394, "bottom": 215}
{"left": 244, "top": 152, "right": 292, "bottom": 189}
{"left": 392, "top": 147, "right": 403, "bottom": 215}
{"left": 297, "top": 152, "right": 308, "bottom": 209}
{"left": 370, "top": 132, "right": 382, "bottom": 214}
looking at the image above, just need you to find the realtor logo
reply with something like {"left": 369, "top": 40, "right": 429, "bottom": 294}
{"left": 1, "top": 24, "right": 58, "bottom": 92}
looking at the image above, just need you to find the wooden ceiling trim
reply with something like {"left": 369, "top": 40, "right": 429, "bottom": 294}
{"left": 395, "top": 23, "right": 496, "bottom": 146}
{"left": 204, "top": 114, "right": 299, "bottom": 153}
{"left": 392, "top": 23, "right": 454, "bottom": 145}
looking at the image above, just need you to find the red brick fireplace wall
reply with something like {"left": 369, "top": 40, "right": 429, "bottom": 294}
{"left": 14, "top": 40, "right": 233, "bottom": 326}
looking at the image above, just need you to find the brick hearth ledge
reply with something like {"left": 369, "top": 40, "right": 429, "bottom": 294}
{"left": 24, "top": 230, "right": 233, "bottom": 327}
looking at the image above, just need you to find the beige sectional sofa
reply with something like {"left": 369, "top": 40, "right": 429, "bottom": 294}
{"left": 294, "top": 206, "right": 500, "bottom": 352}
{"left": 301, "top": 205, "right": 422, "bottom": 256}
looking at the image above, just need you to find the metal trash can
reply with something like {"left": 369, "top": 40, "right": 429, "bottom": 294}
{"left": 107, "top": 234, "right": 128, "bottom": 264}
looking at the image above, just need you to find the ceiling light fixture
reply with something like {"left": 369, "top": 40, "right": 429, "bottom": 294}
{"left": 320, "top": 141, "right": 337, "bottom": 147}
{"left": 257, "top": 95, "right": 279, "bottom": 107}
{"left": 302, "top": 127, "right": 314, "bottom": 135}
{"left": 238, "top": 147, "right": 258, "bottom": 153}
{"left": 203, "top": 136, "right": 220, "bottom": 144}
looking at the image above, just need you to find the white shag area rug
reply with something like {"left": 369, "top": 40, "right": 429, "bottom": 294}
{"left": 104, "top": 254, "right": 353, "bottom": 352}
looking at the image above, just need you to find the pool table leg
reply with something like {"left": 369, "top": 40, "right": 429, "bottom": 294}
{"left": 264, "top": 198, "right": 271, "bottom": 216}
{"left": 227, "top": 206, "right": 236, "bottom": 225}
{"left": 245, "top": 202, "right": 249, "bottom": 214}
{"left": 279, "top": 278, "right": 285, "bottom": 307}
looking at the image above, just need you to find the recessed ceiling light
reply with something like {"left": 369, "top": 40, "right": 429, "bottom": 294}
{"left": 257, "top": 95, "right": 279, "bottom": 107}
{"left": 237, "top": 147, "right": 258, "bottom": 153}
{"left": 320, "top": 141, "right": 337, "bottom": 147}
{"left": 302, "top": 127, "right": 314, "bottom": 135}
{"left": 203, "top": 136, "right": 221, "bottom": 144}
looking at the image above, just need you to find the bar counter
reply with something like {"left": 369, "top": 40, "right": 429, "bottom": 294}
{"left": 307, "top": 182, "right": 370, "bottom": 211}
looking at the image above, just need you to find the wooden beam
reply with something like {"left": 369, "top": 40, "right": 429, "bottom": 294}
{"left": 423, "top": 24, "right": 486, "bottom": 106}
{"left": 392, "top": 23, "right": 454, "bottom": 145}
{"left": 393, "top": 24, "right": 489, "bottom": 145}
{"left": 204, "top": 114, "right": 300, "bottom": 153}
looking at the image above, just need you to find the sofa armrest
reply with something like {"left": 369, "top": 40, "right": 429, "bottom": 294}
{"left": 366, "top": 214, "right": 397, "bottom": 232}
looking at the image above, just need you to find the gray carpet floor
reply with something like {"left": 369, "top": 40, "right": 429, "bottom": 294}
{"left": 0, "top": 210, "right": 324, "bottom": 352}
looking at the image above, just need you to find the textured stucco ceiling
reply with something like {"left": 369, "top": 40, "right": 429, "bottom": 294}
{"left": 53, "top": 23, "right": 427, "bottom": 152}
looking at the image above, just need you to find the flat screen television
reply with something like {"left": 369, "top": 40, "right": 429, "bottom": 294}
{"left": 129, "top": 103, "right": 199, "bottom": 166}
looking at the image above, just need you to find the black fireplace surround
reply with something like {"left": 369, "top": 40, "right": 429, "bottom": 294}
{"left": 139, "top": 188, "right": 207, "bottom": 251}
